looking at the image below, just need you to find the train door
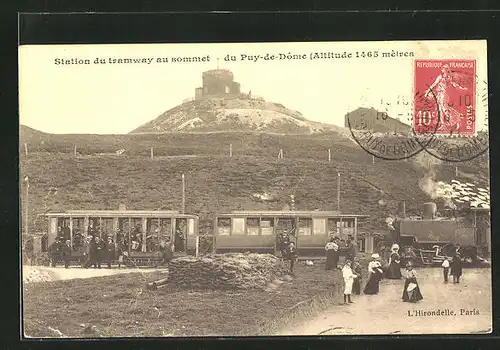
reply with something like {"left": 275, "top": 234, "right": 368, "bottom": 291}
{"left": 174, "top": 218, "right": 187, "bottom": 253}
{"left": 275, "top": 217, "right": 295, "bottom": 257}
{"left": 297, "top": 217, "right": 312, "bottom": 252}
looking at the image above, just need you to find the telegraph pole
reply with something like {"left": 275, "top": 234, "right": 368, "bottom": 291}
{"left": 181, "top": 174, "right": 186, "bottom": 214}
{"left": 24, "top": 176, "right": 29, "bottom": 236}
{"left": 337, "top": 172, "right": 341, "bottom": 212}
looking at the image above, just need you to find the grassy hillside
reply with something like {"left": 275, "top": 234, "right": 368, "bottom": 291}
{"left": 19, "top": 126, "right": 489, "bottom": 234}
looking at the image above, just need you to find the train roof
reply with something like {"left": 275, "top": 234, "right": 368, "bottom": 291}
{"left": 220, "top": 211, "right": 369, "bottom": 218}
{"left": 43, "top": 210, "right": 198, "bottom": 218}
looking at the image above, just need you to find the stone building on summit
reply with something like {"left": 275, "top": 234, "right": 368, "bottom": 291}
{"left": 195, "top": 69, "right": 242, "bottom": 100}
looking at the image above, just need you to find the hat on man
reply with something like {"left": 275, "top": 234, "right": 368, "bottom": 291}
{"left": 371, "top": 253, "right": 380, "bottom": 259}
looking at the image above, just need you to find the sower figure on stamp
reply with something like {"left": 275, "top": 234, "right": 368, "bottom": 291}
{"left": 424, "top": 64, "right": 468, "bottom": 132}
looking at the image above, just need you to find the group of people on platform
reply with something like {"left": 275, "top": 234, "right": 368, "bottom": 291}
{"left": 47, "top": 222, "right": 186, "bottom": 268}
{"left": 332, "top": 242, "right": 466, "bottom": 305}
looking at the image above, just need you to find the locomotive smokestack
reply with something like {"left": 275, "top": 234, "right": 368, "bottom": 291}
{"left": 423, "top": 202, "right": 437, "bottom": 220}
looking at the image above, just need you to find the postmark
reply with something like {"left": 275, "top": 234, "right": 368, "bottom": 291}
{"left": 347, "top": 88, "right": 439, "bottom": 161}
{"left": 347, "top": 61, "right": 489, "bottom": 163}
{"left": 416, "top": 75, "right": 489, "bottom": 162}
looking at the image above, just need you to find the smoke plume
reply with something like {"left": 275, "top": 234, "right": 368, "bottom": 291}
{"left": 414, "top": 152, "right": 456, "bottom": 209}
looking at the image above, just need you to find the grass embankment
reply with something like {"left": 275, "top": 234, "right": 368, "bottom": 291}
{"left": 20, "top": 129, "right": 488, "bottom": 234}
{"left": 23, "top": 261, "right": 345, "bottom": 338}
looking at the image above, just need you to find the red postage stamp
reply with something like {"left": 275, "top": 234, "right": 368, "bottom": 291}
{"left": 414, "top": 59, "right": 476, "bottom": 136}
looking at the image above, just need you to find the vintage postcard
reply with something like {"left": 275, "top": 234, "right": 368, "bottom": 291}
{"left": 19, "top": 40, "right": 491, "bottom": 337}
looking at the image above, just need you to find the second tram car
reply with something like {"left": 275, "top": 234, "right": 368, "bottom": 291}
{"left": 213, "top": 211, "right": 369, "bottom": 258}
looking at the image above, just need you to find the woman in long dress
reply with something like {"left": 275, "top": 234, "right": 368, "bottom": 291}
{"left": 387, "top": 243, "right": 402, "bottom": 279}
{"left": 352, "top": 258, "right": 363, "bottom": 295}
{"left": 342, "top": 260, "right": 358, "bottom": 304}
{"left": 325, "top": 237, "right": 339, "bottom": 270}
{"left": 450, "top": 253, "right": 463, "bottom": 284}
{"left": 363, "top": 253, "right": 384, "bottom": 295}
{"left": 402, "top": 261, "right": 423, "bottom": 303}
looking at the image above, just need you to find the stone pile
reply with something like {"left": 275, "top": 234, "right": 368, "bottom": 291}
{"left": 23, "top": 266, "right": 55, "bottom": 284}
{"left": 168, "top": 253, "right": 290, "bottom": 290}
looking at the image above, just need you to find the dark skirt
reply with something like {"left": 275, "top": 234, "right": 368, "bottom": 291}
{"left": 325, "top": 250, "right": 338, "bottom": 270}
{"left": 352, "top": 278, "right": 362, "bottom": 295}
{"left": 387, "top": 262, "right": 402, "bottom": 279}
{"left": 363, "top": 272, "right": 381, "bottom": 295}
{"left": 402, "top": 277, "right": 423, "bottom": 302}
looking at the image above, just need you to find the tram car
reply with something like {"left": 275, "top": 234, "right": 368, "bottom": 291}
{"left": 43, "top": 206, "right": 199, "bottom": 266}
{"left": 212, "top": 211, "right": 369, "bottom": 258}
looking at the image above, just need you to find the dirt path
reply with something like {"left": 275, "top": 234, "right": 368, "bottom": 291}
{"left": 22, "top": 266, "right": 167, "bottom": 283}
{"left": 277, "top": 268, "right": 492, "bottom": 335}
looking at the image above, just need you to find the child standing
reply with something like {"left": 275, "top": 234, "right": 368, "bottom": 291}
{"left": 442, "top": 258, "right": 450, "bottom": 283}
{"left": 342, "top": 260, "right": 358, "bottom": 304}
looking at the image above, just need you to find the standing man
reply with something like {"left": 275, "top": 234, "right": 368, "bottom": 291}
{"left": 345, "top": 235, "right": 357, "bottom": 262}
{"left": 106, "top": 237, "right": 115, "bottom": 269}
{"left": 48, "top": 238, "right": 61, "bottom": 267}
{"left": 450, "top": 253, "right": 463, "bottom": 284}
{"left": 94, "top": 236, "right": 104, "bottom": 268}
{"left": 62, "top": 239, "right": 72, "bottom": 269}
{"left": 287, "top": 241, "right": 298, "bottom": 274}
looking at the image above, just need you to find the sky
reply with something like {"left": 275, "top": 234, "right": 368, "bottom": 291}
{"left": 19, "top": 40, "right": 488, "bottom": 134}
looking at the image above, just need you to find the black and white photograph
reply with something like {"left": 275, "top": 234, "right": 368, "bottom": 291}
{"left": 19, "top": 40, "right": 491, "bottom": 337}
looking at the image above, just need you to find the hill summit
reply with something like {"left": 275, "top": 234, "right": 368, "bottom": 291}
{"left": 130, "top": 68, "right": 342, "bottom": 134}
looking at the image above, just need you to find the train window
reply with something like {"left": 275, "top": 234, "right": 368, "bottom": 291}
{"left": 217, "top": 218, "right": 231, "bottom": 235}
{"left": 187, "top": 218, "right": 196, "bottom": 236}
{"left": 328, "top": 219, "right": 341, "bottom": 235}
{"left": 49, "top": 218, "right": 57, "bottom": 236}
{"left": 298, "top": 218, "right": 312, "bottom": 236}
{"left": 343, "top": 220, "right": 355, "bottom": 237}
{"left": 276, "top": 218, "right": 294, "bottom": 236}
{"left": 174, "top": 219, "right": 187, "bottom": 253}
{"left": 130, "top": 218, "right": 143, "bottom": 252}
{"left": 117, "top": 218, "right": 130, "bottom": 252}
{"left": 159, "top": 218, "right": 172, "bottom": 242}
{"left": 247, "top": 217, "right": 260, "bottom": 236}
{"left": 72, "top": 218, "right": 85, "bottom": 252}
{"left": 260, "top": 218, "right": 274, "bottom": 235}
{"left": 313, "top": 218, "right": 327, "bottom": 235}
{"left": 146, "top": 218, "right": 161, "bottom": 253}
{"left": 101, "top": 218, "right": 114, "bottom": 240}
{"left": 231, "top": 218, "right": 246, "bottom": 235}
{"left": 87, "top": 218, "right": 100, "bottom": 237}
